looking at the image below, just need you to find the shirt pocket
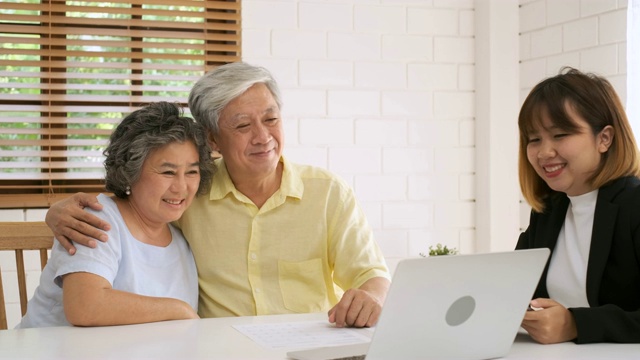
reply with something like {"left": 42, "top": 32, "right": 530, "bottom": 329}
{"left": 278, "top": 258, "right": 329, "bottom": 313}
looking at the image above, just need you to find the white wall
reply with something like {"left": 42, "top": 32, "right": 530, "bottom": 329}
{"left": 474, "top": 0, "right": 520, "bottom": 253}
{"left": 243, "top": 0, "right": 477, "bottom": 269}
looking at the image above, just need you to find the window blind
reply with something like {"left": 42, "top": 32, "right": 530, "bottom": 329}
{"left": 0, "top": 0, "right": 241, "bottom": 208}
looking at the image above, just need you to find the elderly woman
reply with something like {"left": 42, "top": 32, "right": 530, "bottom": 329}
{"left": 17, "top": 102, "right": 213, "bottom": 328}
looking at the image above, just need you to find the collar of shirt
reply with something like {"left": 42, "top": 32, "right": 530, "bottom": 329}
{"left": 208, "top": 156, "right": 304, "bottom": 204}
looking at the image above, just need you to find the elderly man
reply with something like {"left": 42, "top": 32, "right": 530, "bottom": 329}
{"left": 46, "top": 62, "right": 391, "bottom": 328}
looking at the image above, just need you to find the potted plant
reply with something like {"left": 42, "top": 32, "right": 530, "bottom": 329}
{"left": 420, "top": 243, "right": 459, "bottom": 257}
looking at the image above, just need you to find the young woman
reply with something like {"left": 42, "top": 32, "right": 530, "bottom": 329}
{"left": 516, "top": 67, "right": 640, "bottom": 344}
{"left": 17, "top": 102, "right": 213, "bottom": 327}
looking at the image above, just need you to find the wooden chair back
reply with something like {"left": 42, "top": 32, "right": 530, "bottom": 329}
{"left": 0, "top": 222, "right": 54, "bottom": 330}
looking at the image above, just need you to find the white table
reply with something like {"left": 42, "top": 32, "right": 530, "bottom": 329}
{"left": 1, "top": 312, "right": 638, "bottom": 359}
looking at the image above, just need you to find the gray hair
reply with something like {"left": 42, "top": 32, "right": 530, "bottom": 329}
{"left": 188, "top": 62, "right": 283, "bottom": 135}
{"left": 103, "top": 102, "right": 214, "bottom": 198}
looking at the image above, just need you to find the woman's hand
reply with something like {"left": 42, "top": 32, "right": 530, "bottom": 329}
{"left": 46, "top": 193, "right": 111, "bottom": 254}
{"left": 521, "top": 298, "right": 578, "bottom": 344}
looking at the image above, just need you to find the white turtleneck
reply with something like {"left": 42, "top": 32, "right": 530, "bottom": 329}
{"left": 546, "top": 189, "right": 598, "bottom": 308}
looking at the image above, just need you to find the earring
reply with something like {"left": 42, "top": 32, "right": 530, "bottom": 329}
{"left": 125, "top": 186, "right": 131, "bottom": 196}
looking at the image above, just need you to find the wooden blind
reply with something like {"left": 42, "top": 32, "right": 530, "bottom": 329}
{"left": 0, "top": 0, "right": 241, "bottom": 209}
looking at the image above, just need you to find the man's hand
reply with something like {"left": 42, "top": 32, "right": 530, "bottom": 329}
{"left": 328, "top": 277, "right": 390, "bottom": 328}
{"left": 45, "top": 193, "right": 111, "bottom": 255}
{"left": 521, "top": 298, "right": 578, "bottom": 344}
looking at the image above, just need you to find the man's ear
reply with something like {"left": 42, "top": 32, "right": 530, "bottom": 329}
{"left": 208, "top": 132, "right": 220, "bottom": 152}
{"left": 597, "top": 125, "right": 614, "bottom": 153}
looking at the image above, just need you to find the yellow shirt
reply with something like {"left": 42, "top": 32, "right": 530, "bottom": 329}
{"left": 177, "top": 156, "right": 390, "bottom": 318}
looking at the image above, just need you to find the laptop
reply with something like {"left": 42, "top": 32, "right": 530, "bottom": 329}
{"left": 287, "top": 248, "right": 550, "bottom": 360}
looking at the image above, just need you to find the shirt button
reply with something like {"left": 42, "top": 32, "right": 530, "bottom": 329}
{"left": 255, "top": 288, "right": 261, "bottom": 293}
{"left": 251, "top": 253, "right": 257, "bottom": 260}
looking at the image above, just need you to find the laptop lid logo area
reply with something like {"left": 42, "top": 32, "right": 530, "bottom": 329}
{"left": 445, "top": 295, "right": 475, "bottom": 326}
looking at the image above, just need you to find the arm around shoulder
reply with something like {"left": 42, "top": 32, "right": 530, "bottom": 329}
{"left": 46, "top": 193, "right": 111, "bottom": 254}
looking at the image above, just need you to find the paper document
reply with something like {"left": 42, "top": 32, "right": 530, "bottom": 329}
{"left": 233, "top": 320, "right": 373, "bottom": 349}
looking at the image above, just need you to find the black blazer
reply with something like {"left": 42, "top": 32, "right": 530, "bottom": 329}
{"left": 516, "top": 176, "right": 640, "bottom": 344}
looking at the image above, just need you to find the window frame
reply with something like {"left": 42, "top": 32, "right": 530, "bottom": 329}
{"left": 0, "top": 0, "right": 241, "bottom": 209}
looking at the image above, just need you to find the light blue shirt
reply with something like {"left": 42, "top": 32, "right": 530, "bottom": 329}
{"left": 17, "top": 194, "right": 198, "bottom": 328}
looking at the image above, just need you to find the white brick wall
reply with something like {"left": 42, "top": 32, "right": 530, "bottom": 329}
{"left": 243, "top": 0, "right": 476, "bottom": 274}
{"left": 520, "top": 0, "right": 627, "bottom": 84}
{"left": 519, "top": 0, "right": 628, "bottom": 231}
